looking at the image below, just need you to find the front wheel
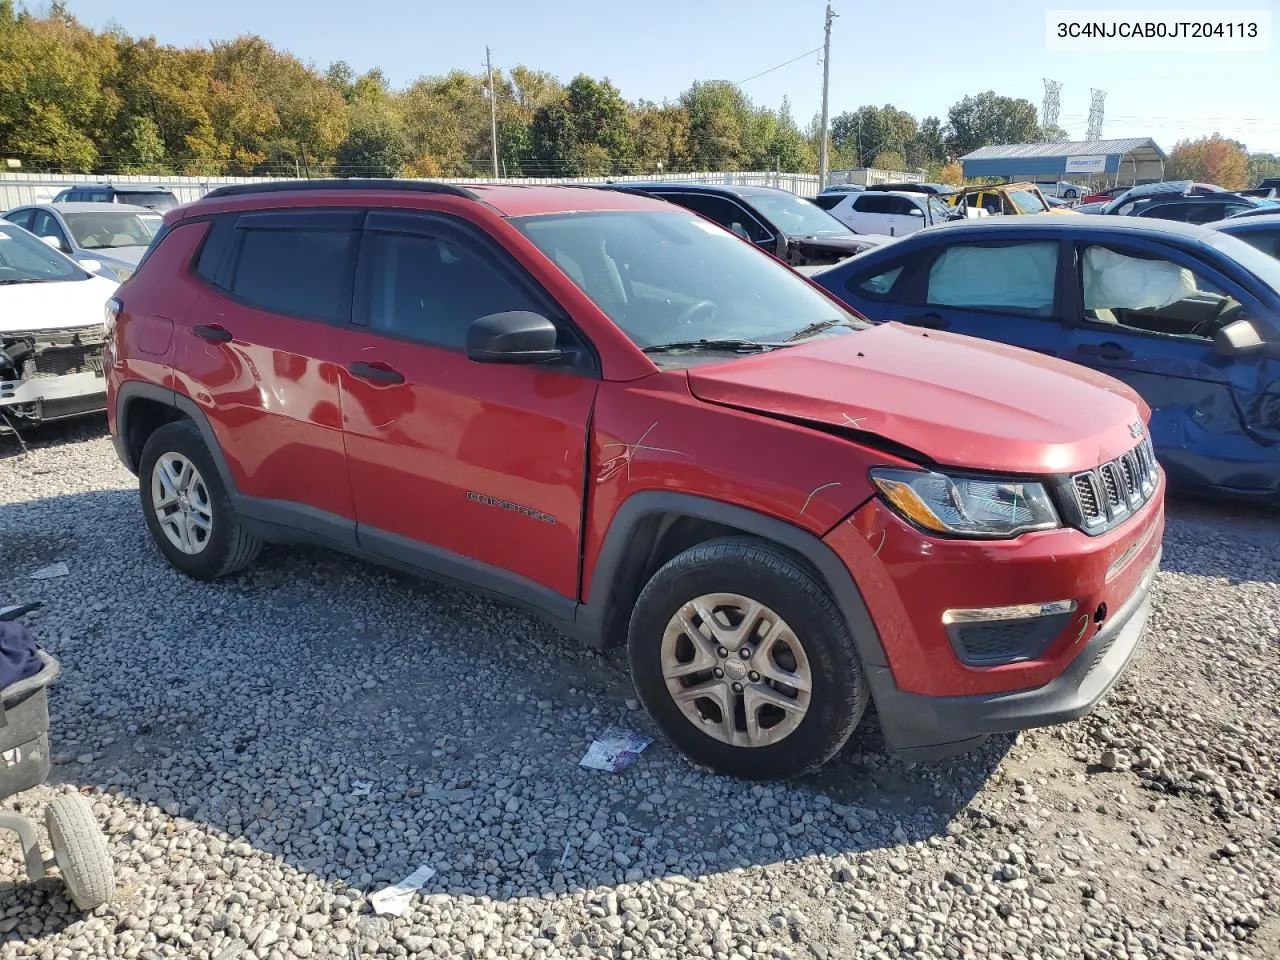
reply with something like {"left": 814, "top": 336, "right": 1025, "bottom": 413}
{"left": 628, "top": 537, "right": 869, "bottom": 778}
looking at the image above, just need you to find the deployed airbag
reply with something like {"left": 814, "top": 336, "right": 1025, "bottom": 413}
{"left": 1083, "top": 246, "right": 1196, "bottom": 311}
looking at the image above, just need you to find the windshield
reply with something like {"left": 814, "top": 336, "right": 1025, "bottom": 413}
{"left": 119, "top": 191, "right": 177, "bottom": 211}
{"left": 748, "top": 191, "right": 852, "bottom": 238}
{"left": 0, "top": 223, "right": 84, "bottom": 283}
{"left": 927, "top": 196, "right": 953, "bottom": 222}
{"left": 63, "top": 211, "right": 162, "bottom": 249}
{"left": 1009, "top": 189, "right": 1048, "bottom": 214}
{"left": 1205, "top": 230, "right": 1280, "bottom": 307}
{"left": 513, "top": 210, "right": 862, "bottom": 349}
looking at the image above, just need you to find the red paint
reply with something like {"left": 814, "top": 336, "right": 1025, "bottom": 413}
{"left": 114, "top": 182, "right": 1165, "bottom": 717}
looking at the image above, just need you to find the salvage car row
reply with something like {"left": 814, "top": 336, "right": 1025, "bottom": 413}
{"left": 2, "top": 178, "right": 1277, "bottom": 782}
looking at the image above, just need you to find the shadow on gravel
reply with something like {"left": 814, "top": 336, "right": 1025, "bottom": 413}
{"left": 1159, "top": 493, "right": 1280, "bottom": 585}
{"left": 2, "top": 480, "right": 1012, "bottom": 911}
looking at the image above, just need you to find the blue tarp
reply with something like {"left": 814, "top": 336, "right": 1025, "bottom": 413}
{"left": 0, "top": 622, "right": 42, "bottom": 694}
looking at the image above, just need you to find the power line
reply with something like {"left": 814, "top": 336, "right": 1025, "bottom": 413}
{"left": 735, "top": 46, "right": 822, "bottom": 86}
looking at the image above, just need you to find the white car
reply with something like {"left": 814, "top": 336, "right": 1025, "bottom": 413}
{"left": 811, "top": 189, "right": 954, "bottom": 237}
{"left": 1034, "top": 180, "right": 1085, "bottom": 200}
{"left": 0, "top": 220, "right": 120, "bottom": 430}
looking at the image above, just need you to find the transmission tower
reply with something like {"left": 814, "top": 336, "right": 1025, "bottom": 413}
{"left": 1086, "top": 89, "right": 1107, "bottom": 140}
{"left": 1041, "top": 79, "right": 1063, "bottom": 136}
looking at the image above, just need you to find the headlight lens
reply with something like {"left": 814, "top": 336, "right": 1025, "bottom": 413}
{"left": 870, "top": 468, "right": 1060, "bottom": 538}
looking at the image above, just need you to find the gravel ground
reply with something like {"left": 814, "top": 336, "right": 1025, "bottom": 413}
{"left": 1, "top": 417, "right": 1278, "bottom": 960}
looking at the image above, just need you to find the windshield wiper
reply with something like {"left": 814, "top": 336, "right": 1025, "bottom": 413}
{"left": 785, "top": 318, "right": 858, "bottom": 341}
{"left": 0, "top": 278, "right": 56, "bottom": 285}
{"left": 641, "top": 338, "right": 777, "bottom": 354}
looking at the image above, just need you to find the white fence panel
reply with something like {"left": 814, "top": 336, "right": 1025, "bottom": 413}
{"left": 1, "top": 170, "right": 822, "bottom": 209}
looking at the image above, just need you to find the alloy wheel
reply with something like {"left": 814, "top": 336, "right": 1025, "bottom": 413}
{"left": 151, "top": 452, "right": 214, "bottom": 555}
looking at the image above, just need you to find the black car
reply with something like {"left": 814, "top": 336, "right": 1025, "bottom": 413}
{"left": 1102, "top": 180, "right": 1264, "bottom": 223}
{"left": 866, "top": 182, "right": 958, "bottom": 198}
{"left": 50, "top": 183, "right": 179, "bottom": 212}
{"left": 597, "top": 182, "right": 882, "bottom": 266}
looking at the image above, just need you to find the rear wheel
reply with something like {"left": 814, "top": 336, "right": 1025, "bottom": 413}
{"left": 46, "top": 793, "right": 115, "bottom": 911}
{"left": 628, "top": 537, "right": 869, "bottom": 778}
{"left": 138, "top": 420, "right": 261, "bottom": 579}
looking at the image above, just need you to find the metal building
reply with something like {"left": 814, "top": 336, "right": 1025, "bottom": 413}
{"left": 960, "top": 138, "right": 1168, "bottom": 185}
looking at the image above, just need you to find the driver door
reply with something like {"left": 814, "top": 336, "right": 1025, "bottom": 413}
{"left": 1060, "top": 238, "right": 1279, "bottom": 492}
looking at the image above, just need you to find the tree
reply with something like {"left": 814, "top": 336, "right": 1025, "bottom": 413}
{"left": 937, "top": 161, "right": 965, "bottom": 185}
{"left": 1246, "top": 152, "right": 1280, "bottom": 187}
{"left": 871, "top": 150, "right": 906, "bottom": 171}
{"left": 907, "top": 116, "right": 946, "bottom": 169}
{"left": 831, "top": 105, "right": 917, "bottom": 170}
{"left": 1039, "top": 123, "right": 1069, "bottom": 142}
{"left": 334, "top": 119, "right": 407, "bottom": 177}
{"left": 1166, "top": 134, "right": 1248, "bottom": 190}
{"left": 944, "top": 91, "right": 1041, "bottom": 157}
{"left": 679, "top": 80, "right": 753, "bottom": 169}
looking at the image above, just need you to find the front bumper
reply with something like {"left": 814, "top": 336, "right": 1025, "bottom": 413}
{"left": 869, "top": 551, "right": 1158, "bottom": 759}
{"left": 0, "top": 371, "right": 107, "bottom": 426}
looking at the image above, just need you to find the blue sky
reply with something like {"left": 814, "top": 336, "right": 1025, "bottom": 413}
{"left": 64, "top": 0, "right": 1280, "bottom": 154}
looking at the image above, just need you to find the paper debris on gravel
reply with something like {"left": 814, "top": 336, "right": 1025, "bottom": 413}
{"left": 29, "top": 562, "right": 69, "bottom": 580}
{"left": 369, "top": 864, "right": 436, "bottom": 917}
{"left": 350, "top": 779, "right": 373, "bottom": 796}
{"left": 579, "top": 726, "right": 653, "bottom": 772}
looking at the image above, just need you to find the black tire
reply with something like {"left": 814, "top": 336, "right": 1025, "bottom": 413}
{"left": 138, "top": 420, "right": 261, "bottom": 580}
{"left": 627, "top": 536, "right": 869, "bottom": 779}
{"left": 46, "top": 793, "right": 115, "bottom": 911}
{"left": 1063, "top": 188, "right": 1078, "bottom": 200}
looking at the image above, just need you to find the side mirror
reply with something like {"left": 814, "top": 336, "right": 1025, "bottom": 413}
{"left": 77, "top": 259, "right": 104, "bottom": 274}
{"left": 466, "top": 311, "right": 564, "bottom": 365}
{"left": 40, "top": 235, "right": 64, "bottom": 251}
{"left": 907, "top": 207, "right": 925, "bottom": 217}
{"left": 1213, "top": 317, "right": 1266, "bottom": 356}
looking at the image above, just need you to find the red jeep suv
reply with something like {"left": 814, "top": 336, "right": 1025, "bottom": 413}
{"left": 104, "top": 180, "right": 1165, "bottom": 778}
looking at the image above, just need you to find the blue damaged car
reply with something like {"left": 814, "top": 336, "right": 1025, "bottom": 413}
{"left": 806, "top": 217, "right": 1280, "bottom": 503}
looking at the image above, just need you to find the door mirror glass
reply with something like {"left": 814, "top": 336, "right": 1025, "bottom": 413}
{"left": 907, "top": 207, "right": 925, "bottom": 217}
{"left": 40, "top": 234, "right": 62, "bottom": 250}
{"left": 76, "top": 258, "right": 104, "bottom": 273}
{"left": 1213, "top": 317, "right": 1266, "bottom": 356}
{"left": 466, "top": 311, "right": 564, "bottom": 364}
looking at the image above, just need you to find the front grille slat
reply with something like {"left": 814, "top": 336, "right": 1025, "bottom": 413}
{"left": 1068, "top": 438, "right": 1159, "bottom": 534}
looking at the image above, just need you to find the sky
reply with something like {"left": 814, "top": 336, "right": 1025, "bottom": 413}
{"left": 62, "top": 0, "right": 1280, "bottom": 155}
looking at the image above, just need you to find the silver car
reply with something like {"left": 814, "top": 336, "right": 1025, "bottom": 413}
{"left": 1, "top": 202, "right": 164, "bottom": 281}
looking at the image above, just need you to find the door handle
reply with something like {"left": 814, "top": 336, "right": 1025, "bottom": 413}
{"left": 1077, "top": 342, "right": 1133, "bottom": 360}
{"left": 906, "top": 313, "right": 950, "bottom": 330}
{"left": 193, "top": 323, "right": 232, "bottom": 343}
{"left": 349, "top": 361, "right": 405, "bottom": 385}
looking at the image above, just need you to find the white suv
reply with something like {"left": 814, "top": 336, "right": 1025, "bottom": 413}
{"left": 811, "top": 190, "right": 953, "bottom": 237}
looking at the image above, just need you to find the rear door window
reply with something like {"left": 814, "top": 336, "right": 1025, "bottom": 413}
{"left": 852, "top": 194, "right": 894, "bottom": 214}
{"left": 925, "top": 242, "right": 1059, "bottom": 315}
{"left": 228, "top": 212, "right": 361, "bottom": 324}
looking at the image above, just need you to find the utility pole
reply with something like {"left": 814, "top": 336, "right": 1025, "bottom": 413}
{"left": 486, "top": 46, "right": 500, "bottom": 178}
{"left": 818, "top": 4, "right": 837, "bottom": 190}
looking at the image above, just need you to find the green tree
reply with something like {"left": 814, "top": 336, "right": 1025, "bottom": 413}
{"left": 944, "top": 91, "right": 1041, "bottom": 157}
{"left": 679, "top": 80, "right": 753, "bottom": 169}
{"left": 1246, "top": 152, "right": 1280, "bottom": 186}
{"left": 907, "top": 116, "right": 946, "bottom": 168}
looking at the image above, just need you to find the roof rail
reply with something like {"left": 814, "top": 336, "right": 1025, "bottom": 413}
{"left": 200, "top": 178, "right": 479, "bottom": 201}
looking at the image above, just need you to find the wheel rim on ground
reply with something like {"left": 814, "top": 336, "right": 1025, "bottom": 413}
{"left": 660, "top": 592, "right": 813, "bottom": 748}
{"left": 151, "top": 452, "right": 213, "bottom": 555}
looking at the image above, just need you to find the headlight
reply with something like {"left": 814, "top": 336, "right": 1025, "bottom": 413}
{"left": 870, "top": 467, "right": 1060, "bottom": 538}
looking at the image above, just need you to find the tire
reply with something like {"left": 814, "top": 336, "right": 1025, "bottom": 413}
{"left": 1063, "top": 189, "right": 1078, "bottom": 200}
{"left": 627, "top": 536, "right": 869, "bottom": 779}
{"left": 138, "top": 420, "right": 261, "bottom": 580}
{"left": 45, "top": 794, "right": 115, "bottom": 911}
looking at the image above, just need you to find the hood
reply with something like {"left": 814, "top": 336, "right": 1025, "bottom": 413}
{"left": 81, "top": 246, "right": 147, "bottom": 268}
{"left": 792, "top": 234, "right": 883, "bottom": 256}
{"left": 686, "top": 322, "right": 1149, "bottom": 475}
{"left": 0, "top": 275, "right": 119, "bottom": 334}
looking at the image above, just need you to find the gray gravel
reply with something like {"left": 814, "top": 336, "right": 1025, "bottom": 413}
{"left": 2, "top": 417, "right": 1278, "bottom": 960}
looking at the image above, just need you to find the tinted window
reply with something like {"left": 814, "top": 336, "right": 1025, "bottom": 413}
{"left": 659, "top": 193, "right": 769, "bottom": 243}
{"left": 118, "top": 190, "right": 178, "bottom": 211}
{"left": 4, "top": 209, "right": 34, "bottom": 230}
{"left": 230, "top": 226, "right": 358, "bottom": 323}
{"left": 882, "top": 197, "right": 920, "bottom": 216}
{"left": 514, "top": 210, "right": 861, "bottom": 349}
{"left": 853, "top": 194, "right": 894, "bottom": 214}
{"left": 194, "top": 216, "right": 237, "bottom": 285}
{"left": 366, "top": 229, "right": 543, "bottom": 349}
{"left": 1233, "top": 228, "right": 1280, "bottom": 259}
{"left": 810, "top": 195, "right": 843, "bottom": 211}
{"left": 926, "top": 242, "right": 1058, "bottom": 315}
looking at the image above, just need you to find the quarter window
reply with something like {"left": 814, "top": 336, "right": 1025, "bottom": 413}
{"left": 851, "top": 264, "right": 906, "bottom": 298}
{"left": 925, "top": 242, "right": 1058, "bottom": 314}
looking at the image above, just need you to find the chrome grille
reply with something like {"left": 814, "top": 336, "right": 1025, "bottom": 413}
{"left": 1069, "top": 437, "right": 1159, "bottom": 532}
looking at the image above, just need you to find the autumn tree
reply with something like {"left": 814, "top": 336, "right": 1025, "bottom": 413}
{"left": 1166, "top": 134, "right": 1248, "bottom": 190}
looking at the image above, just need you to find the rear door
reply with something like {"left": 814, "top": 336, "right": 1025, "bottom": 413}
{"left": 176, "top": 209, "right": 362, "bottom": 540}
{"left": 1060, "top": 237, "right": 1279, "bottom": 493}
{"left": 875, "top": 237, "right": 1076, "bottom": 357}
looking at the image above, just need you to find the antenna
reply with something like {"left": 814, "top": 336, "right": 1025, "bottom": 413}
{"left": 1041, "top": 79, "right": 1063, "bottom": 137}
{"left": 1086, "top": 88, "right": 1107, "bottom": 141}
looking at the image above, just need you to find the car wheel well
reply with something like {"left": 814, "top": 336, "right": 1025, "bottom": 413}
{"left": 124, "top": 397, "right": 186, "bottom": 472}
{"left": 598, "top": 512, "right": 820, "bottom": 650}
